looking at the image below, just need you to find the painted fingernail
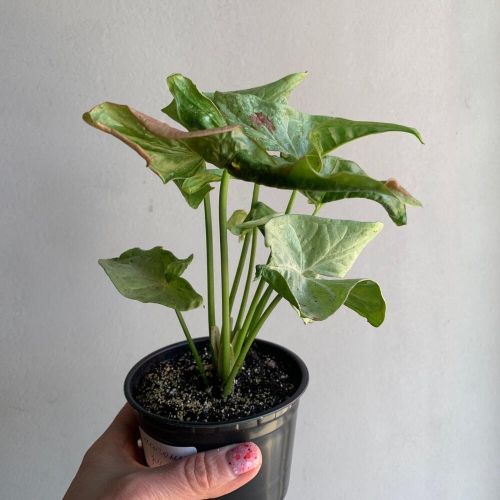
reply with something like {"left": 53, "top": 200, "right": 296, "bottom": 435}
{"left": 226, "top": 442, "right": 260, "bottom": 476}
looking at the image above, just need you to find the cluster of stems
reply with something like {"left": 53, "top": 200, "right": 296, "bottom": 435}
{"left": 175, "top": 173, "right": 298, "bottom": 397}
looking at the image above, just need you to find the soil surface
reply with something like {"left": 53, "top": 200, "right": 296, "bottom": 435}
{"left": 135, "top": 344, "right": 298, "bottom": 423}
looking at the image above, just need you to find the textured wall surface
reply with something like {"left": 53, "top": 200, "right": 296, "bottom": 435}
{"left": 1, "top": 1, "right": 499, "bottom": 499}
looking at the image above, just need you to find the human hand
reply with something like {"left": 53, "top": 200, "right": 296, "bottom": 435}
{"left": 64, "top": 404, "right": 262, "bottom": 499}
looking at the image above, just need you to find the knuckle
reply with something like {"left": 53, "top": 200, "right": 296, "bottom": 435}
{"left": 182, "top": 453, "right": 217, "bottom": 494}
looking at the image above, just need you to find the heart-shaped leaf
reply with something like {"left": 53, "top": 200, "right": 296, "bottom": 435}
{"left": 259, "top": 267, "right": 385, "bottom": 326}
{"left": 98, "top": 247, "right": 203, "bottom": 311}
{"left": 257, "top": 215, "right": 385, "bottom": 325}
{"left": 262, "top": 214, "right": 383, "bottom": 278}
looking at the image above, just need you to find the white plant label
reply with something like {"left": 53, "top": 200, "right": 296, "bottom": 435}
{"left": 139, "top": 427, "right": 197, "bottom": 467}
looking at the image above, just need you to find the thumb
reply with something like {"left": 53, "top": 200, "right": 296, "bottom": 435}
{"left": 143, "top": 442, "right": 262, "bottom": 499}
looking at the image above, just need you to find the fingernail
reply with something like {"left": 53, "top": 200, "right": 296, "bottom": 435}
{"left": 226, "top": 442, "right": 260, "bottom": 476}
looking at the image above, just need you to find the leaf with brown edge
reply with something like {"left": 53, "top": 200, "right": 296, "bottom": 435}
{"left": 301, "top": 156, "right": 421, "bottom": 225}
{"left": 83, "top": 102, "right": 237, "bottom": 207}
{"left": 384, "top": 178, "right": 422, "bottom": 207}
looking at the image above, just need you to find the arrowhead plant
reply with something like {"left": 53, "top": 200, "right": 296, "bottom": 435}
{"left": 84, "top": 72, "right": 422, "bottom": 397}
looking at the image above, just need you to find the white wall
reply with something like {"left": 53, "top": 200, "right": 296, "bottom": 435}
{"left": 1, "top": 1, "right": 499, "bottom": 498}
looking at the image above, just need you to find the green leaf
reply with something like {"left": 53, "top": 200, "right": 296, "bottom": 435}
{"left": 160, "top": 76, "right": 422, "bottom": 225}
{"left": 166, "top": 73, "right": 227, "bottom": 130}
{"left": 307, "top": 115, "right": 423, "bottom": 156}
{"left": 213, "top": 92, "right": 311, "bottom": 158}
{"left": 98, "top": 247, "right": 203, "bottom": 311}
{"left": 262, "top": 215, "right": 383, "bottom": 278}
{"left": 83, "top": 103, "right": 234, "bottom": 207}
{"left": 257, "top": 215, "right": 385, "bottom": 325}
{"left": 162, "top": 71, "right": 308, "bottom": 124}
{"left": 174, "top": 169, "right": 223, "bottom": 209}
{"left": 301, "top": 156, "right": 421, "bottom": 225}
{"left": 87, "top": 75, "right": 422, "bottom": 224}
{"left": 258, "top": 267, "right": 385, "bottom": 326}
{"left": 180, "top": 168, "right": 224, "bottom": 194}
{"left": 83, "top": 102, "right": 205, "bottom": 183}
{"left": 226, "top": 71, "right": 308, "bottom": 103}
{"left": 343, "top": 279, "right": 386, "bottom": 327}
{"left": 204, "top": 71, "right": 308, "bottom": 107}
{"left": 213, "top": 91, "right": 422, "bottom": 160}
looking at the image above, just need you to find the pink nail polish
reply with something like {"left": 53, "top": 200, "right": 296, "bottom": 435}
{"left": 226, "top": 442, "right": 260, "bottom": 476}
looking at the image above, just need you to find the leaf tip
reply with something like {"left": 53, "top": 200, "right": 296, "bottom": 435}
{"left": 82, "top": 111, "right": 92, "bottom": 125}
{"left": 413, "top": 128, "right": 425, "bottom": 144}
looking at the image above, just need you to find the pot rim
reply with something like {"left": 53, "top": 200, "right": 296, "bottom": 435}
{"left": 124, "top": 337, "right": 309, "bottom": 429}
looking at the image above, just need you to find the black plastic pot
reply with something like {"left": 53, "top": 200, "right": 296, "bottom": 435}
{"left": 124, "top": 337, "right": 308, "bottom": 500}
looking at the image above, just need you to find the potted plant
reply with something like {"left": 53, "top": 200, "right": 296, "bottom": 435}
{"left": 83, "top": 72, "right": 422, "bottom": 499}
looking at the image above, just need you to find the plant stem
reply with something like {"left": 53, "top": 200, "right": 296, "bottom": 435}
{"left": 250, "top": 183, "right": 261, "bottom": 207}
{"left": 285, "top": 189, "right": 297, "bottom": 214}
{"left": 232, "top": 278, "right": 266, "bottom": 356}
{"left": 228, "top": 184, "right": 261, "bottom": 314}
{"left": 218, "top": 170, "right": 231, "bottom": 380}
{"left": 312, "top": 204, "right": 322, "bottom": 216}
{"left": 223, "top": 294, "right": 282, "bottom": 397}
{"left": 248, "top": 284, "right": 273, "bottom": 332}
{"left": 229, "top": 233, "right": 251, "bottom": 311}
{"left": 175, "top": 310, "right": 208, "bottom": 386}
{"left": 203, "top": 194, "right": 216, "bottom": 334}
{"left": 232, "top": 227, "right": 258, "bottom": 338}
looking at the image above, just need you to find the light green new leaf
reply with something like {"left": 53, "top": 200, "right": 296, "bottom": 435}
{"left": 257, "top": 215, "right": 385, "bottom": 325}
{"left": 98, "top": 247, "right": 203, "bottom": 311}
{"left": 227, "top": 209, "right": 248, "bottom": 237}
{"left": 233, "top": 201, "right": 279, "bottom": 236}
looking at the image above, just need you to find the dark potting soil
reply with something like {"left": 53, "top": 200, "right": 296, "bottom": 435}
{"left": 135, "top": 345, "right": 297, "bottom": 423}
